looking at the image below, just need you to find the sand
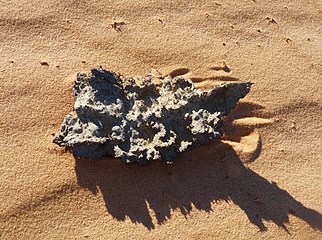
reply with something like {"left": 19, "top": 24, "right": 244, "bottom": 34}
{"left": 1, "top": 0, "right": 321, "bottom": 239}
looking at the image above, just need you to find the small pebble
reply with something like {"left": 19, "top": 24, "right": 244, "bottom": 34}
{"left": 291, "top": 122, "right": 296, "bottom": 129}
{"left": 40, "top": 61, "right": 49, "bottom": 66}
{"left": 285, "top": 37, "right": 292, "bottom": 43}
{"left": 266, "top": 16, "right": 277, "bottom": 23}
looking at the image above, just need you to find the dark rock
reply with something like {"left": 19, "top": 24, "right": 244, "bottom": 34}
{"left": 53, "top": 68, "right": 252, "bottom": 164}
{"left": 40, "top": 61, "right": 49, "bottom": 66}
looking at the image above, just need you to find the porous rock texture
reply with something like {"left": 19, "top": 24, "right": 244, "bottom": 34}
{"left": 53, "top": 68, "right": 251, "bottom": 165}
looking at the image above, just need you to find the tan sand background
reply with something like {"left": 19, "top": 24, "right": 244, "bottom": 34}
{"left": 1, "top": 0, "right": 321, "bottom": 239}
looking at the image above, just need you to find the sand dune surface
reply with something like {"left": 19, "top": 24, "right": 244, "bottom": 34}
{"left": 1, "top": 0, "right": 321, "bottom": 239}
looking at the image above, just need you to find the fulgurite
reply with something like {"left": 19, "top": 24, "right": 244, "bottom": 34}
{"left": 53, "top": 68, "right": 252, "bottom": 165}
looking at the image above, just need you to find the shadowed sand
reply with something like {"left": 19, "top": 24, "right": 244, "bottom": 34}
{"left": 75, "top": 142, "right": 322, "bottom": 232}
{"left": 74, "top": 102, "right": 322, "bottom": 231}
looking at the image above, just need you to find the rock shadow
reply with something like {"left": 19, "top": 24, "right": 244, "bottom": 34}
{"left": 74, "top": 102, "right": 322, "bottom": 232}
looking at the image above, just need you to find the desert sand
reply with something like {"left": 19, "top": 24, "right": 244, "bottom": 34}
{"left": 1, "top": 0, "right": 321, "bottom": 239}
